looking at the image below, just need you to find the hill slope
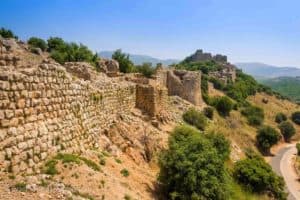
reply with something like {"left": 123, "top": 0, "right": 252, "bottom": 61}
{"left": 235, "top": 62, "right": 300, "bottom": 78}
{"left": 259, "top": 77, "right": 300, "bottom": 103}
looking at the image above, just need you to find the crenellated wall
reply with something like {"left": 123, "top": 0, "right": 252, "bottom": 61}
{"left": 0, "top": 63, "right": 136, "bottom": 174}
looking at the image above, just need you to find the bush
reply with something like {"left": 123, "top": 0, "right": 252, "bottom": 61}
{"left": 183, "top": 108, "right": 207, "bottom": 130}
{"left": 28, "top": 37, "right": 47, "bottom": 51}
{"left": 112, "top": 49, "right": 134, "bottom": 73}
{"left": 213, "top": 96, "right": 233, "bottom": 116}
{"left": 233, "top": 155, "right": 286, "bottom": 200}
{"left": 47, "top": 37, "right": 98, "bottom": 66}
{"left": 120, "top": 168, "right": 130, "bottom": 177}
{"left": 278, "top": 121, "right": 296, "bottom": 142}
{"left": 206, "top": 132, "right": 230, "bottom": 161}
{"left": 158, "top": 125, "right": 229, "bottom": 200}
{"left": 0, "top": 27, "right": 18, "bottom": 39}
{"left": 241, "top": 105, "right": 264, "bottom": 126}
{"left": 296, "top": 143, "right": 300, "bottom": 156}
{"left": 136, "top": 63, "right": 155, "bottom": 78}
{"left": 291, "top": 111, "right": 300, "bottom": 125}
{"left": 203, "top": 106, "right": 214, "bottom": 119}
{"left": 275, "top": 113, "right": 287, "bottom": 124}
{"left": 256, "top": 126, "right": 281, "bottom": 154}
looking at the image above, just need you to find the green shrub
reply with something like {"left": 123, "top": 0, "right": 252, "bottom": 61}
{"left": 275, "top": 113, "right": 287, "bottom": 124}
{"left": 158, "top": 125, "right": 229, "bottom": 200}
{"left": 278, "top": 121, "right": 296, "bottom": 142}
{"left": 112, "top": 49, "right": 134, "bottom": 73}
{"left": 206, "top": 132, "right": 230, "bottom": 161}
{"left": 256, "top": 126, "right": 281, "bottom": 154}
{"left": 15, "top": 182, "right": 27, "bottom": 192}
{"left": 241, "top": 105, "right": 264, "bottom": 126}
{"left": 47, "top": 37, "right": 98, "bottom": 66}
{"left": 0, "top": 27, "right": 18, "bottom": 39}
{"left": 136, "top": 63, "right": 155, "bottom": 78}
{"left": 120, "top": 168, "right": 130, "bottom": 177}
{"left": 296, "top": 143, "right": 300, "bottom": 156}
{"left": 213, "top": 96, "right": 233, "bottom": 116}
{"left": 291, "top": 111, "right": 300, "bottom": 125}
{"left": 233, "top": 155, "right": 286, "bottom": 200}
{"left": 183, "top": 108, "right": 207, "bottom": 130}
{"left": 203, "top": 106, "right": 214, "bottom": 119}
{"left": 44, "top": 159, "right": 58, "bottom": 175}
{"left": 28, "top": 37, "right": 47, "bottom": 51}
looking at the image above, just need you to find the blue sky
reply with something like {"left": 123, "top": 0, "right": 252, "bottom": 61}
{"left": 1, "top": 0, "right": 300, "bottom": 67}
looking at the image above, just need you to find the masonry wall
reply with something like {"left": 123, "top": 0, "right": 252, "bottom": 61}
{"left": 136, "top": 84, "right": 168, "bottom": 117}
{"left": 0, "top": 63, "right": 136, "bottom": 174}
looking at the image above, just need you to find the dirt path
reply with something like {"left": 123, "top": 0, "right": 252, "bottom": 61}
{"left": 270, "top": 144, "right": 300, "bottom": 200}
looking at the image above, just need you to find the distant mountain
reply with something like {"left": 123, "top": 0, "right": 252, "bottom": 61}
{"left": 235, "top": 62, "right": 300, "bottom": 78}
{"left": 259, "top": 77, "right": 300, "bottom": 103}
{"left": 98, "top": 51, "right": 180, "bottom": 66}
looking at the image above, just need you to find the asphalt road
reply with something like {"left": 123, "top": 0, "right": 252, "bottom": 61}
{"left": 270, "top": 144, "right": 300, "bottom": 200}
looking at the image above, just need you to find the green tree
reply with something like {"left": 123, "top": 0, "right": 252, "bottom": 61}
{"left": 213, "top": 96, "right": 233, "bottom": 116}
{"left": 278, "top": 121, "right": 296, "bottom": 142}
{"left": 275, "top": 112, "right": 287, "bottom": 124}
{"left": 28, "top": 37, "right": 47, "bottom": 51}
{"left": 112, "top": 49, "right": 134, "bottom": 73}
{"left": 241, "top": 105, "right": 264, "bottom": 126}
{"left": 183, "top": 108, "right": 207, "bottom": 130}
{"left": 234, "top": 155, "right": 286, "bottom": 200}
{"left": 203, "top": 106, "right": 214, "bottom": 119}
{"left": 158, "top": 125, "right": 229, "bottom": 200}
{"left": 256, "top": 126, "right": 281, "bottom": 154}
{"left": 291, "top": 111, "right": 300, "bottom": 125}
{"left": 0, "top": 27, "right": 18, "bottom": 39}
{"left": 47, "top": 37, "right": 66, "bottom": 52}
{"left": 206, "top": 132, "right": 230, "bottom": 161}
{"left": 136, "top": 63, "right": 155, "bottom": 78}
{"left": 296, "top": 143, "right": 300, "bottom": 156}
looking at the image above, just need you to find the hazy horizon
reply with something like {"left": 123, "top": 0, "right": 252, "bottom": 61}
{"left": 1, "top": 0, "right": 300, "bottom": 67}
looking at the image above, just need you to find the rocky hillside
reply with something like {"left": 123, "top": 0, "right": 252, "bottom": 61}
{"left": 0, "top": 31, "right": 299, "bottom": 200}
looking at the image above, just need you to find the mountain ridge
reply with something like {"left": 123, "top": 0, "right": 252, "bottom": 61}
{"left": 98, "top": 51, "right": 180, "bottom": 66}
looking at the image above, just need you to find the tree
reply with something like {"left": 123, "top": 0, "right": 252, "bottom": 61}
{"left": 296, "top": 143, "right": 300, "bottom": 156}
{"left": 256, "top": 126, "right": 281, "bottom": 154}
{"left": 47, "top": 37, "right": 66, "bottom": 52}
{"left": 206, "top": 132, "right": 230, "bottom": 161}
{"left": 203, "top": 106, "right": 214, "bottom": 119}
{"left": 278, "top": 121, "right": 296, "bottom": 142}
{"left": 241, "top": 105, "right": 264, "bottom": 126}
{"left": 136, "top": 63, "right": 155, "bottom": 78}
{"left": 234, "top": 155, "right": 286, "bottom": 200}
{"left": 291, "top": 111, "right": 300, "bottom": 125}
{"left": 0, "top": 27, "right": 18, "bottom": 39}
{"left": 275, "top": 113, "right": 287, "bottom": 124}
{"left": 158, "top": 125, "right": 229, "bottom": 200}
{"left": 183, "top": 108, "right": 207, "bottom": 130}
{"left": 112, "top": 49, "right": 134, "bottom": 73}
{"left": 213, "top": 96, "right": 233, "bottom": 116}
{"left": 28, "top": 37, "right": 47, "bottom": 51}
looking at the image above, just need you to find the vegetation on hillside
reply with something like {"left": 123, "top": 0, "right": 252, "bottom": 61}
{"left": 182, "top": 108, "right": 207, "bottom": 130}
{"left": 112, "top": 49, "right": 135, "bottom": 73}
{"left": 158, "top": 125, "right": 230, "bottom": 200}
{"left": 0, "top": 27, "right": 18, "bottom": 39}
{"left": 233, "top": 153, "right": 287, "bottom": 200}
{"left": 28, "top": 37, "right": 48, "bottom": 51}
{"left": 260, "top": 77, "right": 300, "bottom": 103}
{"left": 256, "top": 126, "right": 281, "bottom": 154}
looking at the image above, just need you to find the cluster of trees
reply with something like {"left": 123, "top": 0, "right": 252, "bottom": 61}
{"left": 158, "top": 125, "right": 230, "bottom": 200}
{"left": 112, "top": 49, "right": 155, "bottom": 77}
{"left": 234, "top": 153, "right": 287, "bottom": 200}
{"left": 158, "top": 125, "right": 286, "bottom": 200}
{"left": 0, "top": 27, "right": 18, "bottom": 39}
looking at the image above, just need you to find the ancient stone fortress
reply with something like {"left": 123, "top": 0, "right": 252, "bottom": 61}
{"left": 186, "top": 49, "right": 237, "bottom": 84}
{"left": 0, "top": 37, "right": 203, "bottom": 174}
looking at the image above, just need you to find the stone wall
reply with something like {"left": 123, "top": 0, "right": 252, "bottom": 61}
{"left": 0, "top": 63, "right": 136, "bottom": 174}
{"left": 136, "top": 83, "right": 168, "bottom": 117}
{"left": 167, "top": 70, "right": 202, "bottom": 106}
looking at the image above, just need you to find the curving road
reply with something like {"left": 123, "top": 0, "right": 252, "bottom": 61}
{"left": 270, "top": 144, "right": 300, "bottom": 200}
